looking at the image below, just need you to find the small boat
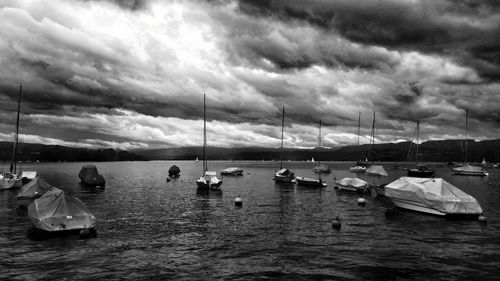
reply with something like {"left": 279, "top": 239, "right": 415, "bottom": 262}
{"left": 21, "top": 171, "right": 38, "bottom": 185}
{"left": 17, "top": 177, "right": 52, "bottom": 200}
{"left": 365, "top": 165, "right": 388, "bottom": 177}
{"left": 221, "top": 167, "right": 244, "bottom": 176}
{"left": 78, "top": 165, "right": 105, "bottom": 187}
{"left": 273, "top": 106, "right": 295, "bottom": 184}
{"left": 196, "top": 94, "right": 223, "bottom": 192}
{"left": 349, "top": 166, "right": 366, "bottom": 173}
{"left": 168, "top": 165, "right": 180, "bottom": 178}
{"left": 335, "top": 177, "right": 368, "bottom": 192}
{"left": 453, "top": 164, "right": 488, "bottom": 176}
{"left": 406, "top": 121, "right": 435, "bottom": 178}
{"left": 28, "top": 187, "right": 97, "bottom": 237}
{"left": 0, "top": 172, "right": 22, "bottom": 190}
{"left": 384, "top": 177, "right": 483, "bottom": 218}
{"left": 296, "top": 176, "right": 326, "bottom": 187}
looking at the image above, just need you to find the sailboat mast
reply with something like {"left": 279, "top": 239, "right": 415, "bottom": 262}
{"left": 318, "top": 119, "right": 321, "bottom": 165}
{"left": 369, "top": 111, "right": 375, "bottom": 164}
{"left": 465, "top": 109, "right": 468, "bottom": 163}
{"left": 357, "top": 112, "right": 360, "bottom": 161}
{"left": 203, "top": 94, "right": 207, "bottom": 173}
{"left": 279, "top": 106, "right": 285, "bottom": 170}
{"left": 10, "top": 83, "right": 22, "bottom": 173}
{"left": 416, "top": 121, "right": 420, "bottom": 166}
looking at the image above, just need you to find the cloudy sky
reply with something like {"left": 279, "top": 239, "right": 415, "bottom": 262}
{"left": 0, "top": 0, "right": 499, "bottom": 150}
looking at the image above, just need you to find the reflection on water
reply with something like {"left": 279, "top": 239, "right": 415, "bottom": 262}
{"left": 1, "top": 161, "right": 499, "bottom": 280}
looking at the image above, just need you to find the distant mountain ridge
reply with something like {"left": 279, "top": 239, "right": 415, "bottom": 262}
{"left": 1, "top": 139, "right": 499, "bottom": 163}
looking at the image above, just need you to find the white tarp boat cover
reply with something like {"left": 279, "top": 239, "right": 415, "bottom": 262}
{"left": 336, "top": 177, "right": 368, "bottom": 189}
{"left": 453, "top": 165, "right": 486, "bottom": 174}
{"left": 276, "top": 168, "right": 293, "bottom": 176}
{"left": 17, "top": 178, "right": 53, "bottom": 200}
{"left": 366, "top": 165, "right": 388, "bottom": 176}
{"left": 384, "top": 177, "right": 483, "bottom": 215}
{"left": 28, "top": 187, "right": 96, "bottom": 232}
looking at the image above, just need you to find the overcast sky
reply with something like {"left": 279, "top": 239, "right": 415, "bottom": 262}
{"left": 0, "top": 0, "right": 499, "bottom": 150}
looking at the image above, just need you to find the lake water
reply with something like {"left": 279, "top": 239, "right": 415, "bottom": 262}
{"left": 1, "top": 161, "right": 499, "bottom": 280}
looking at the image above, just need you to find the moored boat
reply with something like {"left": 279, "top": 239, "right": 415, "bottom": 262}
{"left": 17, "top": 177, "right": 53, "bottom": 200}
{"left": 406, "top": 121, "right": 435, "bottom": 178}
{"left": 28, "top": 187, "right": 97, "bottom": 238}
{"left": 273, "top": 106, "right": 295, "bottom": 184}
{"left": 349, "top": 166, "right": 366, "bottom": 173}
{"left": 296, "top": 176, "right": 326, "bottom": 187}
{"left": 453, "top": 165, "right": 488, "bottom": 176}
{"left": 168, "top": 165, "right": 181, "bottom": 178}
{"left": 384, "top": 177, "right": 483, "bottom": 219}
{"left": 21, "top": 171, "right": 38, "bottom": 185}
{"left": 221, "top": 167, "right": 244, "bottom": 176}
{"left": 78, "top": 164, "right": 105, "bottom": 187}
{"left": 335, "top": 177, "right": 368, "bottom": 192}
{"left": 365, "top": 165, "right": 388, "bottom": 177}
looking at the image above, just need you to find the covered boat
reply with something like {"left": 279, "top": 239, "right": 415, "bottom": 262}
{"left": 384, "top": 177, "right": 483, "bottom": 218}
{"left": 335, "top": 177, "right": 368, "bottom": 192}
{"left": 313, "top": 163, "right": 331, "bottom": 173}
{"left": 196, "top": 171, "right": 223, "bottom": 191}
{"left": 221, "top": 167, "right": 244, "bottom": 176}
{"left": 273, "top": 168, "right": 295, "bottom": 183}
{"left": 168, "top": 165, "right": 181, "bottom": 178}
{"left": 452, "top": 165, "right": 488, "bottom": 176}
{"left": 78, "top": 164, "right": 105, "bottom": 187}
{"left": 296, "top": 176, "right": 326, "bottom": 187}
{"left": 17, "top": 177, "right": 52, "bottom": 200}
{"left": 28, "top": 187, "right": 97, "bottom": 234}
{"left": 349, "top": 166, "right": 366, "bottom": 173}
{"left": 0, "top": 172, "right": 22, "bottom": 190}
{"left": 21, "top": 171, "right": 38, "bottom": 185}
{"left": 366, "top": 165, "right": 388, "bottom": 176}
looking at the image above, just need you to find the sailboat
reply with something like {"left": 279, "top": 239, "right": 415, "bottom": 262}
{"left": 350, "top": 112, "right": 367, "bottom": 172}
{"left": 196, "top": 94, "right": 223, "bottom": 191}
{"left": 273, "top": 106, "right": 295, "bottom": 183}
{"left": 313, "top": 120, "right": 331, "bottom": 173}
{"left": 407, "top": 121, "right": 435, "bottom": 177}
{"left": 453, "top": 109, "right": 488, "bottom": 176}
{"left": 1, "top": 84, "right": 23, "bottom": 190}
{"left": 365, "top": 112, "right": 388, "bottom": 177}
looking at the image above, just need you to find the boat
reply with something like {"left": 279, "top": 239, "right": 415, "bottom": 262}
{"left": 221, "top": 167, "right": 244, "bottom": 176}
{"left": 312, "top": 120, "right": 331, "bottom": 173}
{"left": 196, "top": 94, "right": 223, "bottom": 191}
{"left": 406, "top": 121, "right": 435, "bottom": 177}
{"left": 27, "top": 187, "right": 97, "bottom": 237}
{"left": 384, "top": 177, "right": 483, "bottom": 219}
{"left": 335, "top": 177, "right": 369, "bottom": 192}
{"left": 454, "top": 109, "right": 487, "bottom": 176}
{"left": 349, "top": 166, "right": 366, "bottom": 173}
{"left": 21, "top": 171, "right": 38, "bottom": 185}
{"left": 273, "top": 106, "right": 295, "bottom": 184}
{"left": 296, "top": 176, "right": 326, "bottom": 187}
{"left": 366, "top": 165, "right": 388, "bottom": 176}
{"left": 1, "top": 84, "right": 24, "bottom": 190}
{"left": 168, "top": 165, "right": 181, "bottom": 178}
{"left": 78, "top": 164, "right": 106, "bottom": 187}
{"left": 17, "top": 177, "right": 53, "bottom": 200}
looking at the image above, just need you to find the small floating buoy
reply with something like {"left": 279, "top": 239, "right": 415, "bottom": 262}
{"left": 235, "top": 196, "right": 243, "bottom": 207}
{"left": 357, "top": 198, "right": 366, "bottom": 206}
{"left": 478, "top": 215, "right": 487, "bottom": 223}
{"left": 79, "top": 228, "right": 91, "bottom": 239}
{"left": 332, "top": 216, "right": 341, "bottom": 230}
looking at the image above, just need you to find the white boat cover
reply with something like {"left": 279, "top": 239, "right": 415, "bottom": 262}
{"left": 453, "top": 165, "right": 487, "bottom": 174}
{"left": 336, "top": 177, "right": 368, "bottom": 189}
{"left": 17, "top": 178, "right": 53, "bottom": 199}
{"left": 384, "top": 177, "right": 483, "bottom": 215}
{"left": 276, "top": 168, "right": 293, "bottom": 176}
{"left": 221, "top": 167, "right": 242, "bottom": 172}
{"left": 366, "top": 165, "right": 388, "bottom": 176}
{"left": 28, "top": 187, "right": 96, "bottom": 232}
{"left": 205, "top": 171, "right": 217, "bottom": 176}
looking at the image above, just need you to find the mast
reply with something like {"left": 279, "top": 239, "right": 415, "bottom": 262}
{"left": 279, "top": 106, "right": 285, "bottom": 169}
{"left": 203, "top": 94, "right": 207, "bottom": 173}
{"left": 416, "top": 121, "right": 420, "bottom": 166}
{"left": 357, "top": 112, "right": 361, "bottom": 161}
{"left": 318, "top": 119, "right": 321, "bottom": 165}
{"left": 394, "top": 126, "right": 398, "bottom": 167}
{"left": 465, "top": 109, "right": 468, "bottom": 163}
{"left": 368, "top": 111, "right": 375, "bottom": 164}
{"left": 10, "top": 83, "right": 22, "bottom": 173}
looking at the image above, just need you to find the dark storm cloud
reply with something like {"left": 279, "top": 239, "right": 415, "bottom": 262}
{"left": 237, "top": 0, "right": 500, "bottom": 80}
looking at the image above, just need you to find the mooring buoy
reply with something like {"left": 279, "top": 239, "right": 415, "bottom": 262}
{"left": 332, "top": 216, "right": 341, "bottom": 229}
{"left": 235, "top": 196, "right": 243, "bottom": 207}
{"left": 357, "top": 198, "right": 366, "bottom": 206}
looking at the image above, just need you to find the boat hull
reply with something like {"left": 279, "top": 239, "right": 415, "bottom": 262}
{"left": 221, "top": 169, "right": 244, "bottom": 176}
{"left": 0, "top": 177, "right": 22, "bottom": 190}
{"left": 196, "top": 180, "right": 223, "bottom": 191}
{"left": 454, "top": 171, "right": 488, "bottom": 176}
{"left": 391, "top": 198, "right": 481, "bottom": 219}
{"left": 349, "top": 166, "right": 366, "bottom": 173}
{"left": 407, "top": 169, "right": 435, "bottom": 178}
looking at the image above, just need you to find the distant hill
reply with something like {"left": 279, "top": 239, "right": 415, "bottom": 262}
{"left": 133, "top": 139, "right": 500, "bottom": 163}
{"left": 0, "top": 142, "right": 146, "bottom": 162}
{"left": 1, "top": 139, "right": 499, "bottom": 163}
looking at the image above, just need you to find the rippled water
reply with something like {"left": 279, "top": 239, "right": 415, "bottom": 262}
{"left": 1, "top": 161, "right": 499, "bottom": 280}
